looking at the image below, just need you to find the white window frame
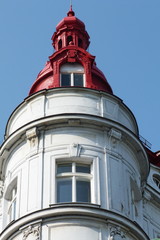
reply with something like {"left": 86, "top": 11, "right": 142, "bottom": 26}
{"left": 50, "top": 156, "right": 100, "bottom": 206}
{"left": 153, "top": 174, "right": 160, "bottom": 190}
{"left": 60, "top": 63, "right": 85, "bottom": 87}
{"left": 56, "top": 161, "right": 92, "bottom": 203}
{"left": 8, "top": 187, "right": 17, "bottom": 222}
{"left": 4, "top": 177, "right": 18, "bottom": 224}
{"left": 61, "top": 73, "right": 84, "bottom": 87}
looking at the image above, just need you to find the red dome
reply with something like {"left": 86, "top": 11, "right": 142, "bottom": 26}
{"left": 146, "top": 148, "right": 160, "bottom": 167}
{"left": 56, "top": 7, "right": 85, "bottom": 31}
{"left": 29, "top": 7, "right": 113, "bottom": 95}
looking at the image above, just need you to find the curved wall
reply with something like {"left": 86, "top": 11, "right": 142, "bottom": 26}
{"left": 5, "top": 88, "right": 138, "bottom": 137}
{"left": 0, "top": 205, "right": 150, "bottom": 240}
{"left": 0, "top": 88, "right": 149, "bottom": 239}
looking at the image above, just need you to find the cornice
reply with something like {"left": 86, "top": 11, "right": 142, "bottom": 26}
{"left": 0, "top": 204, "right": 149, "bottom": 240}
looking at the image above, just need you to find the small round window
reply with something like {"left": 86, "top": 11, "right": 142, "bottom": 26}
{"left": 153, "top": 174, "right": 160, "bottom": 189}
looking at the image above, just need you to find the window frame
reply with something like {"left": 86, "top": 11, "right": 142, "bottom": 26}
{"left": 50, "top": 156, "right": 100, "bottom": 206}
{"left": 60, "top": 63, "right": 85, "bottom": 87}
{"left": 56, "top": 161, "right": 92, "bottom": 203}
{"left": 153, "top": 174, "right": 160, "bottom": 190}
{"left": 61, "top": 72, "right": 84, "bottom": 87}
{"left": 4, "top": 177, "right": 18, "bottom": 224}
{"left": 7, "top": 187, "right": 17, "bottom": 222}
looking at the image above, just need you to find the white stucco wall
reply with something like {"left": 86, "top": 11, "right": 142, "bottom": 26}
{"left": 5, "top": 88, "right": 138, "bottom": 137}
{"left": 0, "top": 88, "right": 157, "bottom": 240}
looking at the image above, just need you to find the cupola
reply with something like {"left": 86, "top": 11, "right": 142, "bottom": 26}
{"left": 52, "top": 6, "right": 90, "bottom": 51}
{"left": 29, "top": 7, "right": 113, "bottom": 95}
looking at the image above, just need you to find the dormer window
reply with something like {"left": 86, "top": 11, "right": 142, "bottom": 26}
{"left": 60, "top": 63, "right": 84, "bottom": 87}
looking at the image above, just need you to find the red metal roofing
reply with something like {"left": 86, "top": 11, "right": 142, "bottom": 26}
{"left": 29, "top": 7, "right": 113, "bottom": 95}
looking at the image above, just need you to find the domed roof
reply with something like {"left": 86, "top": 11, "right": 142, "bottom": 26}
{"left": 29, "top": 7, "right": 113, "bottom": 95}
{"left": 146, "top": 148, "right": 160, "bottom": 167}
{"left": 56, "top": 6, "right": 86, "bottom": 32}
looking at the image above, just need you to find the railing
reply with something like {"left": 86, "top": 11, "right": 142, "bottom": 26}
{"left": 139, "top": 135, "right": 152, "bottom": 149}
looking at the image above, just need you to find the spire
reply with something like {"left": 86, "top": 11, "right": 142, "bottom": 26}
{"left": 67, "top": 4, "right": 75, "bottom": 16}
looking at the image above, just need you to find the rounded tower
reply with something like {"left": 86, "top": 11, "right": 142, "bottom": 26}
{"left": 0, "top": 7, "right": 151, "bottom": 240}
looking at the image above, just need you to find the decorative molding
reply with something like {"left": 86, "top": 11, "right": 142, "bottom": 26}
{"left": 53, "top": 62, "right": 58, "bottom": 74}
{"left": 22, "top": 225, "right": 40, "bottom": 240}
{"left": 26, "top": 127, "right": 39, "bottom": 154}
{"left": 104, "top": 147, "right": 122, "bottom": 159}
{"left": 141, "top": 180, "right": 146, "bottom": 193}
{"left": 86, "top": 61, "right": 91, "bottom": 74}
{"left": 7, "top": 171, "right": 12, "bottom": 182}
{"left": 26, "top": 127, "right": 39, "bottom": 141}
{"left": 69, "top": 143, "right": 82, "bottom": 157}
{"left": 143, "top": 190, "right": 152, "bottom": 205}
{"left": 108, "top": 128, "right": 122, "bottom": 140}
{"left": 68, "top": 119, "right": 81, "bottom": 126}
{"left": 108, "top": 128, "right": 122, "bottom": 157}
{"left": 143, "top": 190, "right": 151, "bottom": 201}
{"left": 67, "top": 49, "right": 78, "bottom": 62}
{"left": 130, "top": 177, "right": 142, "bottom": 202}
{"left": 109, "top": 226, "right": 126, "bottom": 239}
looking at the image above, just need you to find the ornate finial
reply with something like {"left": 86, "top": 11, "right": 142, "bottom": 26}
{"left": 67, "top": 1, "right": 75, "bottom": 16}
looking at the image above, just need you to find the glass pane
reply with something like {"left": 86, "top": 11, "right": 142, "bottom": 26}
{"left": 8, "top": 199, "right": 16, "bottom": 222}
{"left": 61, "top": 74, "right": 71, "bottom": 86}
{"left": 57, "top": 163, "right": 72, "bottom": 174}
{"left": 76, "top": 164, "right": 90, "bottom": 173}
{"left": 57, "top": 179, "right": 72, "bottom": 203}
{"left": 8, "top": 206, "right": 12, "bottom": 222}
{"left": 76, "top": 180, "right": 90, "bottom": 202}
{"left": 12, "top": 200, "right": 16, "bottom": 220}
{"left": 74, "top": 73, "right": 83, "bottom": 87}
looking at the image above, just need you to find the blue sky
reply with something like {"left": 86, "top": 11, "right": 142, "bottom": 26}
{"left": 0, "top": 0, "right": 160, "bottom": 151}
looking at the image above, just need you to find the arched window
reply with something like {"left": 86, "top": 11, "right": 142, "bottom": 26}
{"left": 78, "top": 38, "right": 83, "bottom": 48}
{"left": 58, "top": 39, "right": 62, "bottom": 50}
{"left": 8, "top": 187, "right": 17, "bottom": 222}
{"left": 67, "top": 36, "right": 73, "bottom": 45}
{"left": 153, "top": 174, "right": 160, "bottom": 189}
{"left": 60, "top": 63, "right": 84, "bottom": 87}
{"left": 4, "top": 178, "right": 17, "bottom": 223}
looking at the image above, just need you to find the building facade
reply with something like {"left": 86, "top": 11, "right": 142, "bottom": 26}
{"left": 0, "top": 7, "right": 160, "bottom": 240}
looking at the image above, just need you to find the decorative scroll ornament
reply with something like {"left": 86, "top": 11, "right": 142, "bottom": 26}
{"left": 109, "top": 226, "right": 126, "bottom": 240}
{"left": 22, "top": 225, "right": 40, "bottom": 240}
{"left": 67, "top": 49, "right": 78, "bottom": 62}
{"left": 26, "top": 127, "right": 39, "bottom": 146}
{"left": 26, "top": 127, "right": 39, "bottom": 155}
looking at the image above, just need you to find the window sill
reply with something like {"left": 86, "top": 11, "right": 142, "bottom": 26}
{"left": 49, "top": 202, "right": 101, "bottom": 209}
